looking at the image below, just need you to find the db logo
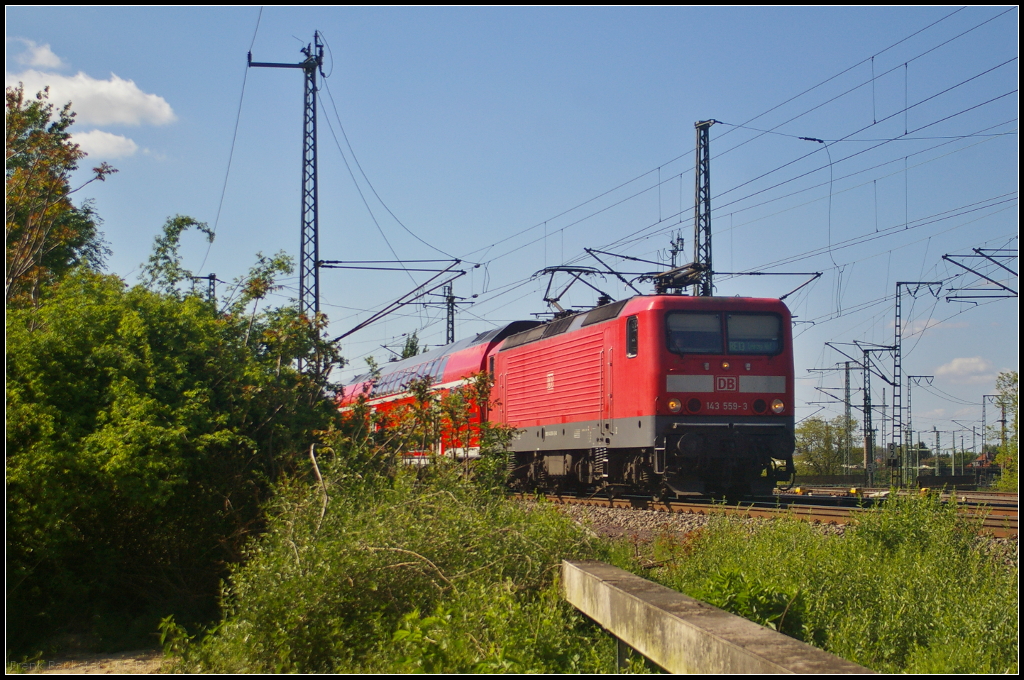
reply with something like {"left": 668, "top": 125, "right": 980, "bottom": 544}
{"left": 715, "top": 376, "right": 738, "bottom": 392}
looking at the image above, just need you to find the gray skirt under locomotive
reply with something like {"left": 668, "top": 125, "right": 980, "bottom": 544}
{"left": 508, "top": 414, "right": 795, "bottom": 497}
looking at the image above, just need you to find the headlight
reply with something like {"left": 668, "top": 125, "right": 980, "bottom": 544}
{"left": 667, "top": 398, "right": 682, "bottom": 413}
{"left": 771, "top": 399, "right": 785, "bottom": 414}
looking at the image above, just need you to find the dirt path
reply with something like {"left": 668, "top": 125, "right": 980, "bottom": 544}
{"left": 18, "top": 650, "right": 164, "bottom": 675}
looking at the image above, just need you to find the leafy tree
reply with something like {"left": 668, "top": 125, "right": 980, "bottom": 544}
{"left": 795, "top": 415, "right": 858, "bottom": 476}
{"left": 993, "top": 370, "right": 1018, "bottom": 490}
{"left": 227, "top": 251, "right": 294, "bottom": 345}
{"left": 401, "top": 331, "right": 422, "bottom": 359}
{"left": 138, "top": 215, "right": 214, "bottom": 295}
{"left": 5, "top": 85, "right": 114, "bottom": 304}
{"left": 7, "top": 228, "right": 342, "bottom": 651}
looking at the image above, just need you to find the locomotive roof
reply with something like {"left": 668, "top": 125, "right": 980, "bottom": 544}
{"left": 499, "top": 294, "right": 788, "bottom": 352}
{"left": 499, "top": 298, "right": 629, "bottom": 351}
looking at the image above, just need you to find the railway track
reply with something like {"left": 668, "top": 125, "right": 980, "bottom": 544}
{"left": 778, "top": 488, "right": 1019, "bottom": 520}
{"left": 517, "top": 491, "right": 1018, "bottom": 538}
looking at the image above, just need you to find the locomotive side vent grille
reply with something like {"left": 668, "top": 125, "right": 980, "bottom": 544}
{"left": 501, "top": 325, "right": 548, "bottom": 351}
{"left": 542, "top": 316, "right": 575, "bottom": 338}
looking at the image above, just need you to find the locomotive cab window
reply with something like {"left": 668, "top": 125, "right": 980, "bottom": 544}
{"left": 727, "top": 313, "right": 782, "bottom": 355}
{"left": 626, "top": 315, "right": 639, "bottom": 358}
{"left": 665, "top": 312, "right": 722, "bottom": 354}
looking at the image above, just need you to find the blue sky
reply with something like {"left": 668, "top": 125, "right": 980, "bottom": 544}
{"left": 6, "top": 6, "right": 1018, "bottom": 453}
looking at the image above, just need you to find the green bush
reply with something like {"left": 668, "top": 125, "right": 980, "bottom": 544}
{"left": 169, "top": 450, "right": 619, "bottom": 673}
{"left": 645, "top": 495, "right": 1017, "bottom": 673}
{"left": 6, "top": 268, "right": 336, "bottom": 653}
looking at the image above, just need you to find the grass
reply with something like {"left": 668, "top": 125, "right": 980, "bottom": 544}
{"left": 164, "top": 462, "right": 1016, "bottom": 674}
{"left": 637, "top": 493, "right": 1018, "bottom": 673}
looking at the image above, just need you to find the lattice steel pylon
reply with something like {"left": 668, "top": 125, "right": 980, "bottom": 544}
{"left": 692, "top": 120, "right": 715, "bottom": 296}
{"left": 250, "top": 32, "right": 325, "bottom": 320}
{"left": 444, "top": 283, "right": 455, "bottom": 344}
{"left": 893, "top": 281, "right": 941, "bottom": 485}
{"left": 862, "top": 350, "right": 875, "bottom": 487}
{"left": 844, "top": 361, "right": 852, "bottom": 473}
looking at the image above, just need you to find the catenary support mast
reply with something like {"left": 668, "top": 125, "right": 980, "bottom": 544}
{"left": 692, "top": 120, "right": 715, "bottom": 296}
{"left": 249, "top": 32, "right": 325, "bottom": 319}
{"left": 893, "top": 282, "right": 941, "bottom": 485}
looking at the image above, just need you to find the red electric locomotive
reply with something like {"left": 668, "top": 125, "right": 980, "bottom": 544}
{"left": 494, "top": 295, "right": 795, "bottom": 497}
{"left": 340, "top": 294, "right": 796, "bottom": 497}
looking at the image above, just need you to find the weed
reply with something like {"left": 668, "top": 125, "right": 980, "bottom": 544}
{"left": 165, "top": 377, "right": 624, "bottom": 673}
{"left": 691, "top": 569, "right": 809, "bottom": 640}
{"left": 639, "top": 494, "right": 1018, "bottom": 673}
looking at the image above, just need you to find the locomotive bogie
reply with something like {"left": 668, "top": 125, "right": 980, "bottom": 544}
{"left": 511, "top": 447, "right": 657, "bottom": 494}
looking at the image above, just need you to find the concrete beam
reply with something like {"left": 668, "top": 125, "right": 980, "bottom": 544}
{"left": 562, "top": 560, "right": 871, "bottom": 674}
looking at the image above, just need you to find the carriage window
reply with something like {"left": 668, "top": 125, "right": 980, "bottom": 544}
{"left": 727, "top": 313, "right": 782, "bottom": 355}
{"left": 626, "top": 316, "right": 639, "bottom": 358}
{"left": 665, "top": 312, "right": 722, "bottom": 354}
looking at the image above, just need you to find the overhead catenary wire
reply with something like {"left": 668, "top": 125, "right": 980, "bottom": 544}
{"left": 711, "top": 61, "right": 1018, "bottom": 208}
{"left": 471, "top": 82, "right": 1012, "bottom": 286}
{"left": 312, "top": 9, "right": 1016, "bottom": 379}
{"left": 726, "top": 194, "right": 1017, "bottom": 276}
{"left": 320, "top": 76, "right": 458, "bottom": 260}
{"left": 317, "top": 91, "right": 418, "bottom": 286}
{"left": 198, "top": 6, "right": 264, "bottom": 273}
{"left": 460, "top": 196, "right": 1015, "bottom": 337}
{"left": 712, "top": 7, "right": 1014, "bottom": 159}
{"left": 593, "top": 117, "right": 1016, "bottom": 272}
{"left": 434, "top": 9, "right": 1014, "bottom": 299}
{"left": 711, "top": 120, "right": 1017, "bottom": 232}
{"left": 711, "top": 89, "right": 1017, "bottom": 216}
{"left": 457, "top": 191, "right": 1015, "bottom": 361}
{"left": 716, "top": 120, "right": 1017, "bottom": 143}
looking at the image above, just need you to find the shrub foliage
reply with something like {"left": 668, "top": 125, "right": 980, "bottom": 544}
{"left": 167, "top": 422, "right": 618, "bottom": 673}
{"left": 6, "top": 266, "right": 338, "bottom": 651}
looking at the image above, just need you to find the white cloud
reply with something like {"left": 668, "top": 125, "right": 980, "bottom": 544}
{"left": 934, "top": 356, "right": 996, "bottom": 384}
{"left": 72, "top": 129, "right": 139, "bottom": 159}
{"left": 8, "top": 38, "right": 65, "bottom": 69}
{"left": 6, "top": 69, "right": 175, "bottom": 126}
